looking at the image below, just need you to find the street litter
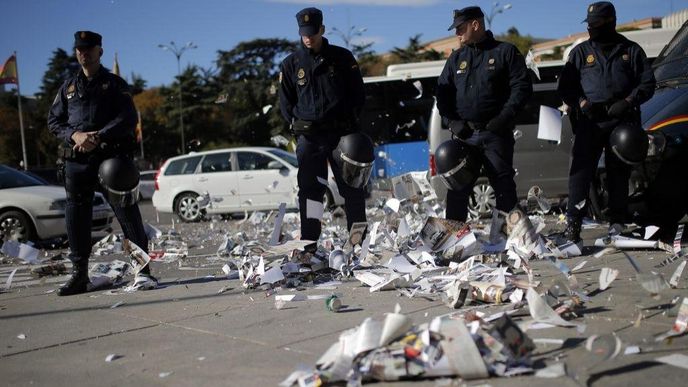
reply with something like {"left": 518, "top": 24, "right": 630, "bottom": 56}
{"left": 4, "top": 268, "right": 18, "bottom": 291}
{"left": 105, "top": 354, "right": 122, "bottom": 362}
{"left": 594, "top": 234, "right": 671, "bottom": 251}
{"left": 655, "top": 297, "right": 688, "bottom": 341}
{"left": 0, "top": 240, "right": 40, "bottom": 264}
{"left": 598, "top": 267, "right": 619, "bottom": 291}
{"left": 89, "top": 260, "right": 130, "bottom": 291}
{"left": 655, "top": 353, "right": 688, "bottom": 371}
{"left": 282, "top": 306, "right": 536, "bottom": 386}
{"left": 30, "top": 262, "right": 67, "bottom": 278}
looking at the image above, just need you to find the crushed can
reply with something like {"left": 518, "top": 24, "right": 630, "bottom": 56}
{"left": 325, "top": 295, "right": 342, "bottom": 312}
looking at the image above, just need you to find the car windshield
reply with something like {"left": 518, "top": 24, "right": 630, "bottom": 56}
{"left": 267, "top": 149, "right": 298, "bottom": 167}
{"left": 0, "top": 165, "right": 45, "bottom": 189}
{"left": 654, "top": 22, "right": 688, "bottom": 84}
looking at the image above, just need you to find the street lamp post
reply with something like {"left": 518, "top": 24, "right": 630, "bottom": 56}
{"left": 485, "top": 2, "right": 512, "bottom": 30}
{"left": 158, "top": 41, "right": 197, "bottom": 153}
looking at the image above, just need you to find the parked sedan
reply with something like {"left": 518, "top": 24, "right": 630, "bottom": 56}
{"left": 152, "top": 147, "right": 345, "bottom": 222}
{"left": 0, "top": 164, "right": 114, "bottom": 243}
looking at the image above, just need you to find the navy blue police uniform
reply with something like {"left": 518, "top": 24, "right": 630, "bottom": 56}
{"left": 278, "top": 7, "right": 366, "bottom": 243}
{"left": 48, "top": 31, "right": 149, "bottom": 274}
{"left": 557, "top": 1, "right": 655, "bottom": 227}
{"left": 436, "top": 6, "right": 532, "bottom": 222}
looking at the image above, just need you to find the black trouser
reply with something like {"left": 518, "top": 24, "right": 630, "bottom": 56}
{"left": 295, "top": 132, "right": 367, "bottom": 242}
{"left": 446, "top": 129, "right": 517, "bottom": 222}
{"left": 64, "top": 158, "right": 148, "bottom": 269}
{"left": 566, "top": 117, "right": 632, "bottom": 223}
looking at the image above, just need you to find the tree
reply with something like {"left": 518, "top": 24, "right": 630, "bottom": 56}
{"left": 158, "top": 65, "right": 225, "bottom": 155}
{"left": 215, "top": 38, "right": 297, "bottom": 145}
{"left": 0, "top": 95, "right": 22, "bottom": 165}
{"left": 129, "top": 73, "right": 147, "bottom": 95}
{"left": 30, "top": 48, "right": 80, "bottom": 166}
{"left": 390, "top": 34, "right": 445, "bottom": 64}
{"left": 499, "top": 27, "right": 535, "bottom": 56}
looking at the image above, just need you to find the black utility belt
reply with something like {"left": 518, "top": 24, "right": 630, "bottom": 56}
{"left": 304, "top": 120, "right": 350, "bottom": 131}
{"left": 58, "top": 145, "right": 77, "bottom": 159}
{"left": 466, "top": 121, "right": 487, "bottom": 131}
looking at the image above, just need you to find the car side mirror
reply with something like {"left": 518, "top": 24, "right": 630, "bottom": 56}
{"left": 267, "top": 160, "right": 283, "bottom": 170}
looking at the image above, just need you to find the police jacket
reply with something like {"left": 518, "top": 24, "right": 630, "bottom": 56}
{"left": 436, "top": 31, "right": 532, "bottom": 124}
{"left": 557, "top": 34, "right": 655, "bottom": 109}
{"left": 48, "top": 65, "right": 137, "bottom": 155}
{"left": 278, "top": 38, "right": 365, "bottom": 127}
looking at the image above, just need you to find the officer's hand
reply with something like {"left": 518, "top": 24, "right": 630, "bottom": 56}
{"left": 580, "top": 100, "right": 598, "bottom": 121}
{"left": 72, "top": 131, "right": 100, "bottom": 153}
{"left": 607, "top": 99, "right": 631, "bottom": 118}
{"left": 449, "top": 120, "right": 472, "bottom": 139}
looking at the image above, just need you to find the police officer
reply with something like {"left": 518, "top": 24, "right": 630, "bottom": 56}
{"left": 436, "top": 6, "right": 532, "bottom": 222}
{"left": 558, "top": 2, "right": 655, "bottom": 244}
{"left": 278, "top": 8, "right": 367, "bottom": 250}
{"left": 48, "top": 31, "right": 156, "bottom": 295}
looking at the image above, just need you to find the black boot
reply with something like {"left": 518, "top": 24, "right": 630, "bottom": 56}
{"left": 564, "top": 217, "right": 582, "bottom": 244}
{"left": 57, "top": 263, "right": 90, "bottom": 296}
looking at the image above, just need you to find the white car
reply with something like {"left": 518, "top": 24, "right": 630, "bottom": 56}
{"left": 152, "top": 147, "right": 345, "bottom": 222}
{"left": 0, "top": 164, "right": 114, "bottom": 243}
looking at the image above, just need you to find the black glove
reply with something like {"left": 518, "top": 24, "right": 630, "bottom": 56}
{"left": 607, "top": 99, "right": 631, "bottom": 118}
{"left": 292, "top": 119, "right": 313, "bottom": 136}
{"left": 449, "top": 120, "right": 472, "bottom": 139}
{"left": 486, "top": 111, "right": 514, "bottom": 134}
{"left": 580, "top": 101, "right": 602, "bottom": 121}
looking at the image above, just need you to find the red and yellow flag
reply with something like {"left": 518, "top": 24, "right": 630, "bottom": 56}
{"left": 0, "top": 54, "right": 18, "bottom": 85}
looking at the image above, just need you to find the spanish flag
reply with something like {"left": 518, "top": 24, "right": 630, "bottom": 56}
{"left": 0, "top": 54, "right": 18, "bottom": 85}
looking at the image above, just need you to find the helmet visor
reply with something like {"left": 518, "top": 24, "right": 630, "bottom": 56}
{"left": 103, "top": 184, "right": 140, "bottom": 207}
{"left": 340, "top": 153, "right": 373, "bottom": 188}
{"left": 439, "top": 158, "right": 475, "bottom": 191}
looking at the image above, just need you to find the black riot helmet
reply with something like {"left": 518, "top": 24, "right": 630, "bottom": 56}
{"left": 333, "top": 132, "right": 375, "bottom": 188}
{"left": 435, "top": 139, "right": 481, "bottom": 191}
{"left": 609, "top": 123, "right": 649, "bottom": 165}
{"left": 98, "top": 157, "right": 140, "bottom": 207}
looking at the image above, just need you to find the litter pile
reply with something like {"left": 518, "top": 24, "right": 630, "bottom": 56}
{"left": 1, "top": 171, "right": 687, "bottom": 384}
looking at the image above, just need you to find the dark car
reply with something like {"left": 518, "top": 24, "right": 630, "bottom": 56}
{"left": 590, "top": 21, "right": 688, "bottom": 238}
{"left": 26, "top": 167, "right": 60, "bottom": 186}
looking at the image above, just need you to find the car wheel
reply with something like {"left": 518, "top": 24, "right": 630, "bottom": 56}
{"left": 468, "top": 178, "right": 496, "bottom": 220}
{"left": 0, "top": 210, "right": 36, "bottom": 243}
{"left": 175, "top": 192, "right": 203, "bottom": 222}
{"left": 588, "top": 169, "right": 609, "bottom": 221}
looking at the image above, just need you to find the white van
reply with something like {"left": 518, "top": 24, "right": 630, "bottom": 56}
{"left": 427, "top": 61, "right": 576, "bottom": 218}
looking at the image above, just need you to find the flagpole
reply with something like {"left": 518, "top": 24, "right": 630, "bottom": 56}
{"left": 138, "top": 110, "right": 144, "bottom": 159}
{"left": 14, "top": 51, "right": 27, "bottom": 170}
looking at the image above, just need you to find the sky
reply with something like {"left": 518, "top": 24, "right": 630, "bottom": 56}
{"left": 1, "top": 0, "right": 686, "bottom": 96}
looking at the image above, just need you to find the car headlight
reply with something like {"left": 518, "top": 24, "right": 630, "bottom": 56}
{"left": 646, "top": 132, "right": 667, "bottom": 158}
{"left": 49, "top": 199, "right": 67, "bottom": 210}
